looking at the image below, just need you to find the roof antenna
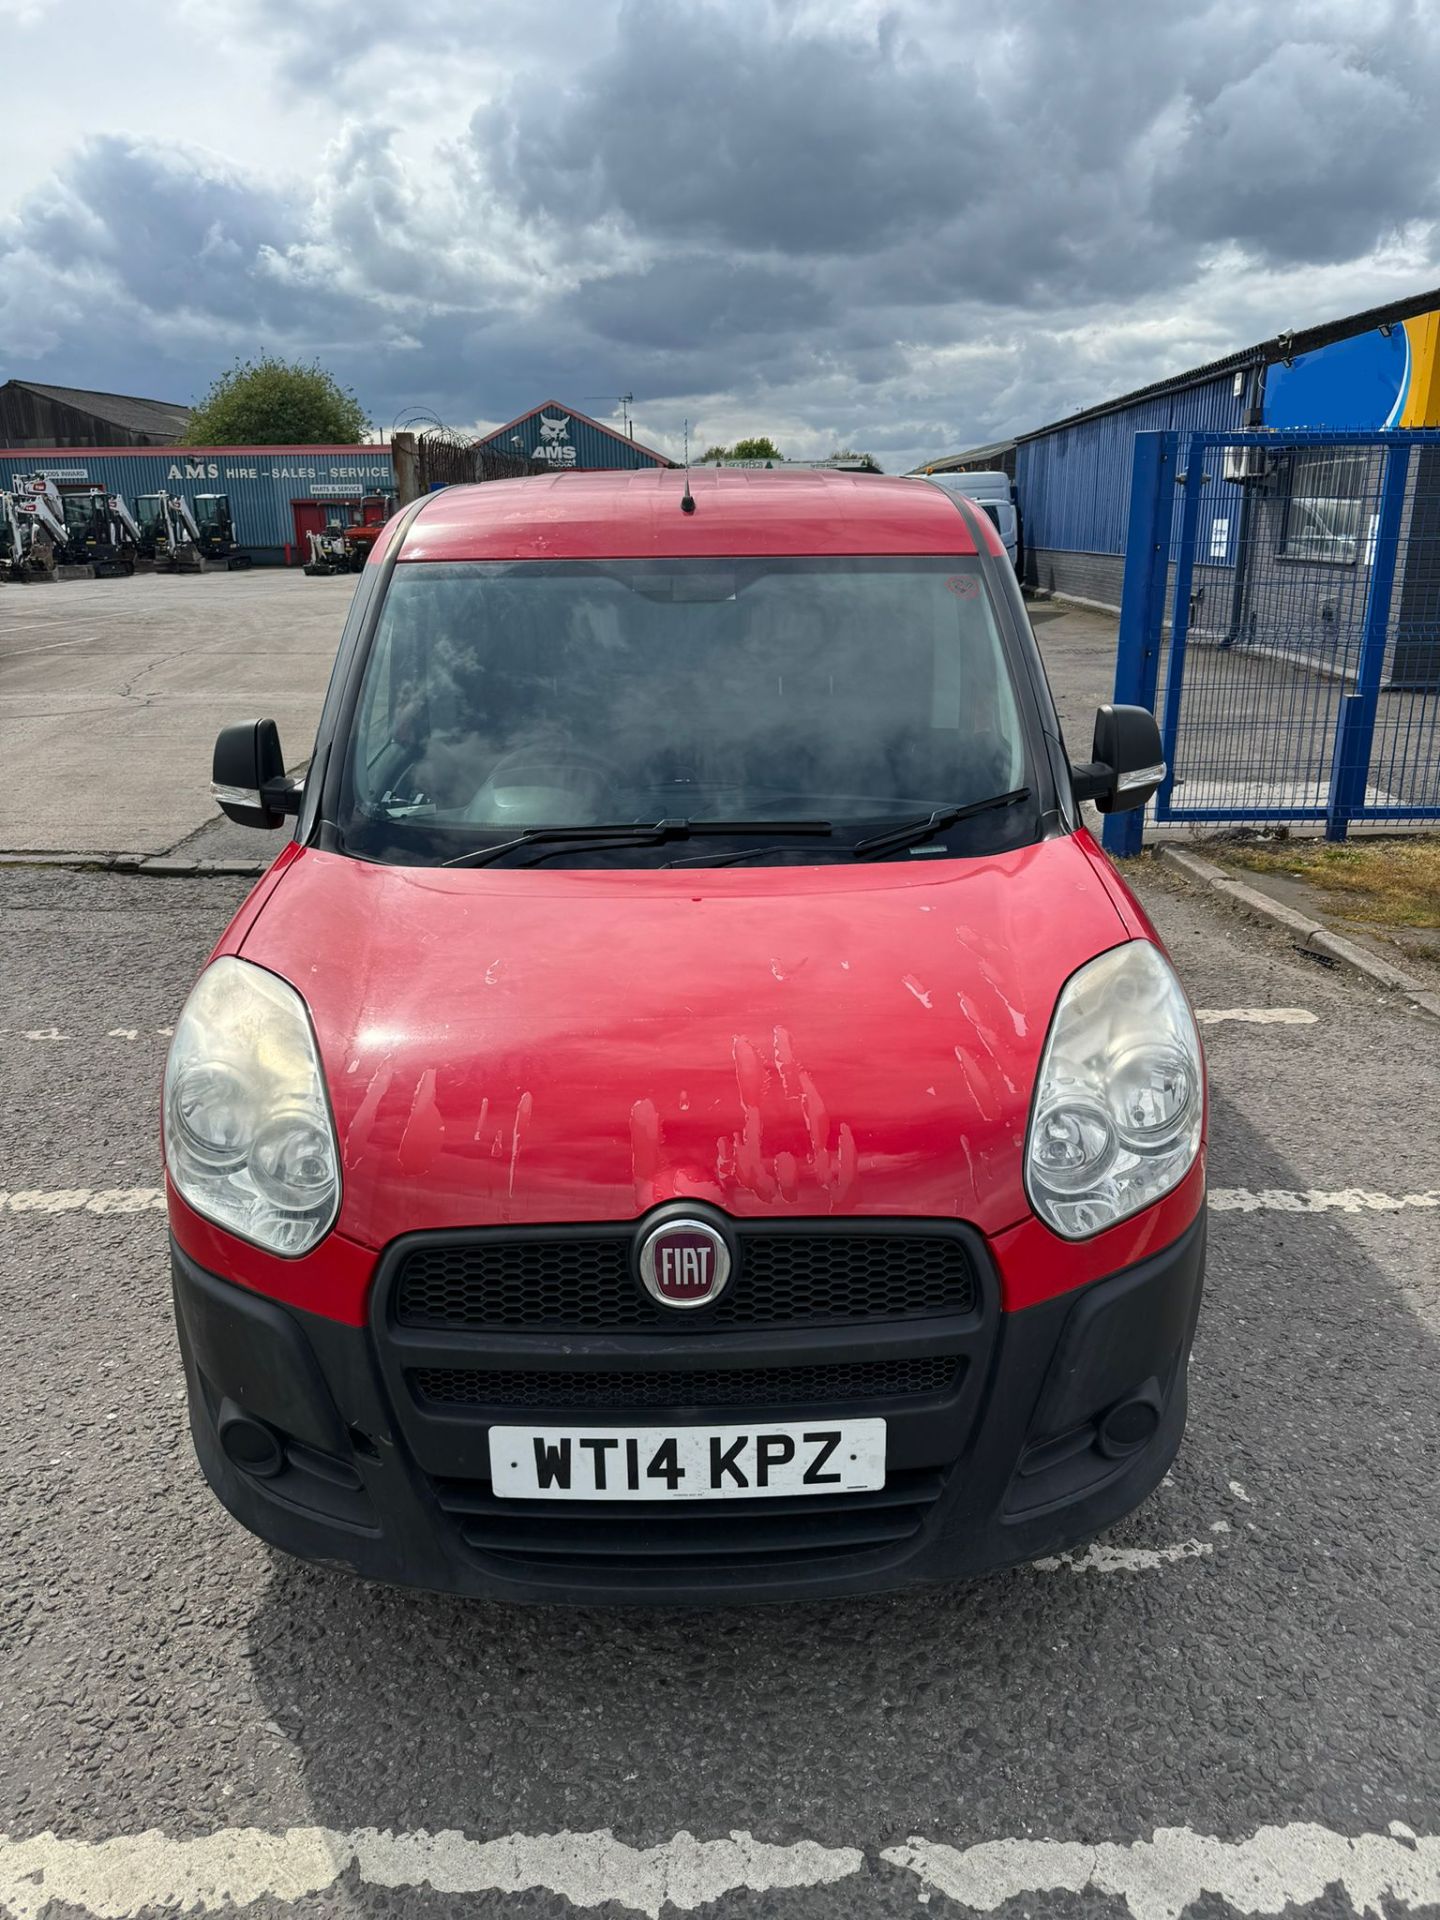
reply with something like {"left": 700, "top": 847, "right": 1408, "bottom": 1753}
{"left": 680, "top": 418, "right": 696, "bottom": 513}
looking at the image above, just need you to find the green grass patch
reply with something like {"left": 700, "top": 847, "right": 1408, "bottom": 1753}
{"left": 1219, "top": 836, "right": 1440, "bottom": 930}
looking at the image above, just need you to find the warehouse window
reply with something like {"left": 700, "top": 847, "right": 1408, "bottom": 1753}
{"left": 1278, "top": 451, "right": 1371, "bottom": 564}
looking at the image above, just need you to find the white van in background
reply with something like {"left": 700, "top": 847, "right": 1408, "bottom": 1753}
{"left": 918, "top": 471, "right": 1020, "bottom": 572}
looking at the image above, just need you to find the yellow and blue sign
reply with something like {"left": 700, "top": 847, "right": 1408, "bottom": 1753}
{"left": 1264, "top": 307, "right": 1440, "bottom": 430}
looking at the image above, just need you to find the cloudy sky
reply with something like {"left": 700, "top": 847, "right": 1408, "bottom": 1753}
{"left": 3, "top": 0, "right": 1438, "bottom": 471}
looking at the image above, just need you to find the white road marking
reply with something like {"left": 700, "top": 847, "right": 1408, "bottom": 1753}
{"left": 2, "top": 1821, "right": 1434, "bottom": 1920}
{"left": 1194, "top": 1008, "right": 1317, "bottom": 1026}
{"left": 1210, "top": 1186, "right": 1440, "bottom": 1214}
{"left": 1034, "top": 1537, "right": 1216, "bottom": 1575}
{"left": 0, "top": 1826, "right": 862, "bottom": 1920}
{"left": 0, "top": 1028, "right": 172, "bottom": 1043}
{"left": 0, "top": 1188, "right": 164, "bottom": 1215}
{"left": 884, "top": 1821, "right": 1440, "bottom": 1920}
{"left": 3, "top": 1185, "right": 1436, "bottom": 1222}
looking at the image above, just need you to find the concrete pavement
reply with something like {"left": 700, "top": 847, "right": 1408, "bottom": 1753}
{"left": 0, "top": 570, "right": 352, "bottom": 856}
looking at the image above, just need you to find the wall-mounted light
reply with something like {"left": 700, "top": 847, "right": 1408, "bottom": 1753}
{"left": 1379, "top": 322, "right": 1394, "bottom": 338}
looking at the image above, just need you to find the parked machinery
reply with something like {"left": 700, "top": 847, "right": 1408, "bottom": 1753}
{"left": 0, "top": 477, "right": 139, "bottom": 578}
{"left": 126, "top": 490, "right": 251, "bottom": 572}
{"left": 57, "top": 486, "right": 136, "bottom": 576}
{"left": 191, "top": 493, "right": 252, "bottom": 569}
{"left": 132, "top": 492, "right": 171, "bottom": 566}
{"left": 163, "top": 494, "right": 206, "bottom": 571}
{"left": 302, "top": 493, "right": 395, "bottom": 576}
{"left": 1, "top": 491, "right": 28, "bottom": 579}
{"left": 2, "top": 477, "right": 71, "bottom": 580}
{"left": 4, "top": 482, "right": 256, "bottom": 579}
{"left": 108, "top": 494, "right": 144, "bottom": 551}
{"left": 341, "top": 492, "right": 394, "bottom": 567}
{"left": 303, "top": 518, "right": 352, "bottom": 576}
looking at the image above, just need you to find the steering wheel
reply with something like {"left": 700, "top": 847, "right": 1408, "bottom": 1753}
{"left": 465, "top": 740, "right": 627, "bottom": 825}
{"left": 481, "top": 742, "right": 625, "bottom": 790}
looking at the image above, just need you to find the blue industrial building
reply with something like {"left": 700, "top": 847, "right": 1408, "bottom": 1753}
{"left": 0, "top": 443, "right": 396, "bottom": 566}
{"left": 476, "top": 400, "right": 671, "bottom": 472}
{"left": 1, "top": 397, "right": 671, "bottom": 566}
{"left": 920, "top": 285, "right": 1440, "bottom": 608}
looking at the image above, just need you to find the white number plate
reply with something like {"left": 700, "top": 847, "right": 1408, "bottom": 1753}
{"left": 488, "top": 1419, "right": 887, "bottom": 1501}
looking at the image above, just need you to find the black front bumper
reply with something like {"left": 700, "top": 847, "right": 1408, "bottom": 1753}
{"left": 171, "top": 1213, "right": 1205, "bottom": 1605}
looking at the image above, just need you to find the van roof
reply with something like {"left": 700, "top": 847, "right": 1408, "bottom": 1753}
{"left": 397, "top": 467, "right": 990, "bottom": 563}
{"left": 923, "top": 470, "right": 1010, "bottom": 492}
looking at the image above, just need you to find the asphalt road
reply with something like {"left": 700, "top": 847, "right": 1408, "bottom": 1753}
{"left": 2, "top": 854, "right": 1437, "bottom": 1920}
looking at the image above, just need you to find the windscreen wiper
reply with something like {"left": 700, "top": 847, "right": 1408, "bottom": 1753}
{"left": 849, "top": 788, "right": 1031, "bottom": 861}
{"left": 663, "top": 843, "right": 856, "bottom": 870}
{"left": 443, "top": 818, "right": 832, "bottom": 870}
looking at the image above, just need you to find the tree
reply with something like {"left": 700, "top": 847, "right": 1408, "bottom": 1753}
{"left": 699, "top": 444, "right": 732, "bottom": 463}
{"left": 183, "top": 356, "right": 370, "bottom": 446}
{"left": 828, "top": 448, "right": 883, "bottom": 473}
{"left": 728, "top": 436, "right": 784, "bottom": 462}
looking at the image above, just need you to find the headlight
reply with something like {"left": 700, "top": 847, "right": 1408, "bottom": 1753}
{"left": 1025, "top": 942, "right": 1202, "bottom": 1239}
{"left": 164, "top": 958, "right": 340, "bottom": 1255}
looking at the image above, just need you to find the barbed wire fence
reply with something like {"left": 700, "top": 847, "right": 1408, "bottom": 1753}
{"left": 408, "top": 432, "right": 537, "bottom": 495}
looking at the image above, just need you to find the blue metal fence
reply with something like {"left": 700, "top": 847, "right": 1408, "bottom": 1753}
{"left": 1106, "top": 429, "right": 1440, "bottom": 852}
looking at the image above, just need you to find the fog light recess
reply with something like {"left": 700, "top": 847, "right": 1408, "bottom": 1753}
{"left": 1097, "top": 1392, "right": 1161, "bottom": 1458}
{"left": 217, "top": 1407, "right": 285, "bottom": 1479}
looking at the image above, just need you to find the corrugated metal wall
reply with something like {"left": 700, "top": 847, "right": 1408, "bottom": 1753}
{"left": 0, "top": 446, "right": 395, "bottom": 558}
{"left": 1017, "top": 374, "right": 1245, "bottom": 556}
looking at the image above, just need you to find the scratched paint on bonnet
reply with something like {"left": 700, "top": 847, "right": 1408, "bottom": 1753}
{"left": 231, "top": 837, "right": 1127, "bottom": 1246}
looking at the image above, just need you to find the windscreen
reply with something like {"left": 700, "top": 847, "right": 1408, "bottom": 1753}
{"left": 339, "top": 556, "right": 1032, "bottom": 866}
{"left": 62, "top": 495, "right": 99, "bottom": 532}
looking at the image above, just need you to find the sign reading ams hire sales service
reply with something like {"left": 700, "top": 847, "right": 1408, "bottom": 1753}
{"left": 162, "top": 460, "right": 392, "bottom": 483}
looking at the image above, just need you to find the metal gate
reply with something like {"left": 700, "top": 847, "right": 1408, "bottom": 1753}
{"left": 1105, "top": 428, "right": 1440, "bottom": 854}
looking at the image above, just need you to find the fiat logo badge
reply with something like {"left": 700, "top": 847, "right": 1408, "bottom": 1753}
{"left": 637, "top": 1216, "right": 731, "bottom": 1309}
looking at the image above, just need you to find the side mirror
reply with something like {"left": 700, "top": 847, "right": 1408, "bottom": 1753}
{"left": 212, "top": 719, "right": 303, "bottom": 829}
{"left": 1071, "top": 704, "right": 1165, "bottom": 814}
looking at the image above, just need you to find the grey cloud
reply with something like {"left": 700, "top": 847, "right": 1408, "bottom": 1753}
{"left": 228, "top": 0, "right": 611, "bottom": 96}
{"left": 1153, "top": 40, "right": 1434, "bottom": 263}
{"left": 580, "top": 255, "right": 834, "bottom": 353}
{"left": 5, "top": 0, "right": 1440, "bottom": 473}
{"left": 475, "top": 0, "right": 982, "bottom": 258}
{"left": 467, "top": 0, "right": 1440, "bottom": 320}
{"left": 72, "top": 137, "right": 296, "bottom": 316}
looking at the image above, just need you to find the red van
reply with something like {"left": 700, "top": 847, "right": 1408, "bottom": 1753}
{"left": 166, "top": 469, "right": 1205, "bottom": 1603}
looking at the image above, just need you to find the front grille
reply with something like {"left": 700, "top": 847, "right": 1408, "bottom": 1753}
{"left": 410, "top": 1354, "right": 960, "bottom": 1410}
{"left": 431, "top": 1467, "right": 945, "bottom": 1569}
{"left": 394, "top": 1229, "right": 977, "bottom": 1332}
